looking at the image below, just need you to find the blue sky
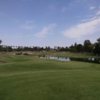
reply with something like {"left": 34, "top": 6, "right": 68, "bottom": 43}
{"left": 0, "top": 0, "right": 100, "bottom": 47}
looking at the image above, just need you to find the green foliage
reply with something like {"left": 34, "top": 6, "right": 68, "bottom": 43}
{"left": 93, "top": 38, "right": 100, "bottom": 55}
{"left": 84, "top": 40, "right": 93, "bottom": 52}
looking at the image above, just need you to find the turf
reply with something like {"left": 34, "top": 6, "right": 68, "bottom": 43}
{"left": 0, "top": 54, "right": 100, "bottom": 100}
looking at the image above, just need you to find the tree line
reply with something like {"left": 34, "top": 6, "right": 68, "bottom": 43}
{"left": 0, "top": 38, "right": 100, "bottom": 55}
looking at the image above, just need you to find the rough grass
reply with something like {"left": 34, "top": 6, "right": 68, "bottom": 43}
{"left": 0, "top": 53, "right": 100, "bottom": 100}
{"left": 44, "top": 51, "right": 95, "bottom": 58}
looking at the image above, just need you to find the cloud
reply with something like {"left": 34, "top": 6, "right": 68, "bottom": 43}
{"left": 96, "top": 10, "right": 100, "bottom": 16}
{"left": 35, "top": 24, "right": 57, "bottom": 38}
{"left": 63, "top": 17, "right": 100, "bottom": 38}
{"left": 20, "top": 21, "right": 35, "bottom": 30}
{"left": 89, "top": 6, "right": 96, "bottom": 10}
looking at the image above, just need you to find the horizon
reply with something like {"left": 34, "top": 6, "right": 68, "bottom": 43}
{"left": 0, "top": 0, "right": 100, "bottom": 47}
{"left": 0, "top": 38, "right": 99, "bottom": 48}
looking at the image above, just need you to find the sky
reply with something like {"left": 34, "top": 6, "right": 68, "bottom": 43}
{"left": 0, "top": 0, "right": 100, "bottom": 47}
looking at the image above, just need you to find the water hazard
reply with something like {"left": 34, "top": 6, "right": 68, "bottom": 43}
{"left": 40, "top": 56, "right": 71, "bottom": 62}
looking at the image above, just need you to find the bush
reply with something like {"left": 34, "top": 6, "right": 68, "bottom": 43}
{"left": 15, "top": 52, "right": 22, "bottom": 55}
{"left": 70, "top": 57, "right": 100, "bottom": 64}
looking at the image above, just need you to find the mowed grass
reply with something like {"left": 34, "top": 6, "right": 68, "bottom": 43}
{"left": 0, "top": 53, "right": 100, "bottom": 100}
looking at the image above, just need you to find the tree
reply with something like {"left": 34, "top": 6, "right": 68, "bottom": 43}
{"left": 84, "top": 40, "right": 93, "bottom": 52}
{"left": 97, "top": 38, "right": 100, "bottom": 43}
{"left": 0, "top": 40, "right": 3, "bottom": 51}
{"left": 45, "top": 46, "right": 51, "bottom": 51}
{"left": 73, "top": 42, "right": 77, "bottom": 52}
{"left": 93, "top": 38, "right": 100, "bottom": 55}
{"left": 69, "top": 45, "right": 75, "bottom": 52}
{"left": 0, "top": 40, "right": 2, "bottom": 45}
{"left": 76, "top": 44, "right": 83, "bottom": 52}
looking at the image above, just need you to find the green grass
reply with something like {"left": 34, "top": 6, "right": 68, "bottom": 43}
{"left": 0, "top": 53, "right": 100, "bottom": 100}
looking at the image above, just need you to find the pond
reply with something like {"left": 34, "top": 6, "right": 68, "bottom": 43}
{"left": 40, "top": 56, "right": 100, "bottom": 63}
{"left": 40, "top": 56, "right": 71, "bottom": 62}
